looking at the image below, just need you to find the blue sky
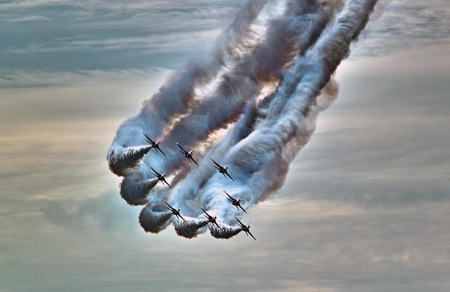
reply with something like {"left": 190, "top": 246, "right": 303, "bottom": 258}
{"left": 1, "top": 0, "right": 450, "bottom": 291}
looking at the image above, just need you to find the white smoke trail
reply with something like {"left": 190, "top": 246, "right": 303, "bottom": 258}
{"left": 137, "top": 0, "right": 344, "bottom": 235}
{"left": 116, "top": 0, "right": 338, "bottom": 207}
{"left": 108, "top": 0, "right": 268, "bottom": 177}
{"left": 171, "top": 0, "right": 377, "bottom": 238}
{"left": 198, "top": 0, "right": 378, "bottom": 239}
{"left": 107, "top": 0, "right": 379, "bottom": 238}
{"left": 156, "top": 0, "right": 336, "bottom": 177}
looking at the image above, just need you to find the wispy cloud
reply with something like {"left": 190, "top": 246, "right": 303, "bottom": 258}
{"left": 40, "top": 190, "right": 141, "bottom": 232}
{"left": 1, "top": 15, "right": 51, "bottom": 22}
{"left": 0, "top": 0, "right": 238, "bottom": 70}
{"left": 7, "top": 29, "right": 222, "bottom": 54}
{"left": 354, "top": 0, "right": 450, "bottom": 56}
{"left": 281, "top": 44, "right": 450, "bottom": 208}
{"left": 0, "top": 68, "right": 169, "bottom": 88}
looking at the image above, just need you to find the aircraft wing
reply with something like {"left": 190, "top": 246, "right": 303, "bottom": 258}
{"left": 225, "top": 172, "right": 235, "bottom": 182}
{"left": 248, "top": 231, "right": 257, "bottom": 241}
{"left": 149, "top": 165, "right": 160, "bottom": 176}
{"left": 210, "top": 158, "right": 221, "bottom": 168}
{"left": 164, "top": 201, "right": 175, "bottom": 211}
{"left": 212, "top": 222, "right": 223, "bottom": 231}
{"left": 238, "top": 205, "right": 248, "bottom": 214}
{"left": 224, "top": 191, "right": 236, "bottom": 202}
{"left": 191, "top": 157, "right": 200, "bottom": 167}
{"left": 157, "top": 147, "right": 167, "bottom": 157}
{"left": 234, "top": 216, "right": 244, "bottom": 227}
{"left": 201, "top": 208, "right": 212, "bottom": 219}
{"left": 163, "top": 179, "right": 173, "bottom": 189}
{"left": 178, "top": 214, "right": 188, "bottom": 223}
{"left": 176, "top": 142, "right": 187, "bottom": 153}
{"left": 143, "top": 132, "right": 154, "bottom": 144}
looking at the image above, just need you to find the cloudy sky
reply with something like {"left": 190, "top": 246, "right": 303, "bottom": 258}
{"left": 1, "top": 0, "right": 449, "bottom": 291}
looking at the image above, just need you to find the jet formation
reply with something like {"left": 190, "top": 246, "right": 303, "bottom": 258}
{"left": 142, "top": 133, "right": 257, "bottom": 241}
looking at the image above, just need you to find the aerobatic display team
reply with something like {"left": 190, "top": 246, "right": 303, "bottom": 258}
{"left": 107, "top": 0, "right": 379, "bottom": 239}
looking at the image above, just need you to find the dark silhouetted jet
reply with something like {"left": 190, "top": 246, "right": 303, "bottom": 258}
{"left": 224, "top": 191, "right": 247, "bottom": 214}
{"left": 164, "top": 201, "right": 187, "bottom": 223}
{"left": 210, "top": 158, "right": 235, "bottom": 181}
{"left": 201, "top": 207, "right": 223, "bottom": 230}
{"left": 177, "top": 142, "right": 199, "bottom": 166}
{"left": 234, "top": 216, "right": 256, "bottom": 241}
{"left": 149, "top": 165, "right": 172, "bottom": 189}
{"left": 143, "top": 132, "right": 167, "bottom": 157}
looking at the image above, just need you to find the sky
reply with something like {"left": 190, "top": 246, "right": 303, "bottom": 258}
{"left": 1, "top": 0, "right": 450, "bottom": 291}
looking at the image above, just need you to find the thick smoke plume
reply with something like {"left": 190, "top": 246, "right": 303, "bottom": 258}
{"left": 107, "top": 0, "right": 379, "bottom": 239}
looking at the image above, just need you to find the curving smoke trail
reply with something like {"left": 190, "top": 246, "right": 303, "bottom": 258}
{"left": 107, "top": 0, "right": 268, "bottom": 177}
{"left": 156, "top": 0, "right": 340, "bottom": 186}
{"left": 107, "top": 0, "right": 379, "bottom": 238}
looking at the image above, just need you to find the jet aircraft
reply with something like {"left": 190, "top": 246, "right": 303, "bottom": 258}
{"left": 201, "top": 207, "right": 223, "bottom": 230}
{"left": 149, "top": 165, "right": 173, "bottom": 189}
{"left": 234, "top": 216, "right": 256, "bottom": 241}
{"left": 210, "top": 158, "right": 235, "bottom": 181}
{"left": 164, "top": 201, "right": 187, "bottom": 223}
{"left": 143, "top": 132, "right": 167, "bottom": 157}
{"left": 224, "top": 191, "right": 247, "bottom": 213}
{"left": 176, "top": 142, "right": 199, "bottom": 166}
